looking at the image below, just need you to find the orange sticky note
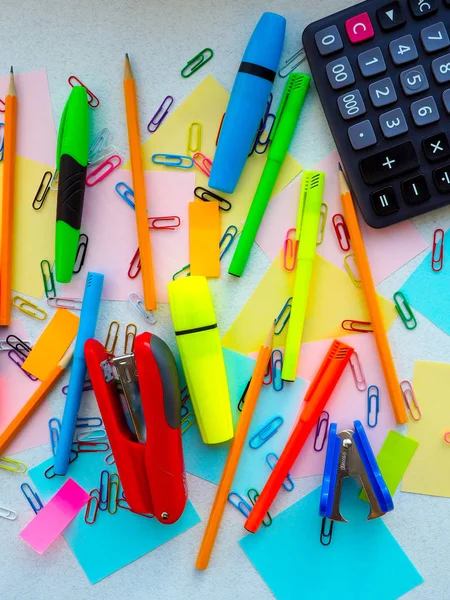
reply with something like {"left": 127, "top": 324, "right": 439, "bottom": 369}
{"left": 189, "top": 201, "right": 220, "bottom": 277}
{"left": 22, "top": 309, "right": 79, "bottom": 381}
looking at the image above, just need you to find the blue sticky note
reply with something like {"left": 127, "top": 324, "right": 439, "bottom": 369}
{"left": 29, "top": 452, "right": 200, "bottom": 584}
{"left": 239, "top": 482, "right": 423, "bottom": 600}
{"left": 182, "top": 348, "right": 308, "bottom": 499}
{"left": 400, "top": 230, "right": 448, "bottom": 334}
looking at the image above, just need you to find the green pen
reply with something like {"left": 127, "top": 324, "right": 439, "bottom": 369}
{"left": 55, "top": 86, "right": 89, "bottom": 283}
{"left": 228, "top": 72, "right": 310, "bottom": 278}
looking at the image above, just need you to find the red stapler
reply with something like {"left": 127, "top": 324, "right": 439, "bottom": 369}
{"left": 84, "top": 332, "right": 188, "bottom": 524}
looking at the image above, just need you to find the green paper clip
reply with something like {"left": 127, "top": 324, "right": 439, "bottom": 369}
{"left": 393, "top": 291, "right": 417, "bottom": 330}
{"left": 181, "top": 48, "right": 214, "bottom": 78}
{"left": 40, "top": 259, "right": 56, "bottom": 299}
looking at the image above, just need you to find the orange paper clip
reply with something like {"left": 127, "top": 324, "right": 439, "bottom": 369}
{"left": 341, "top": 319, "right": 373, "bottom": 333}
{"left": 400, "top": 380, "right": 421, "bottom": 421}
{"left": 283, "top": 228, "right": 298, "bottom": 271}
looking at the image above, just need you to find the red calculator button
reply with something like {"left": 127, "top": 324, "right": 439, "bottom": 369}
{"left": 345, "top": 13, "right": 375, "bottom": 44}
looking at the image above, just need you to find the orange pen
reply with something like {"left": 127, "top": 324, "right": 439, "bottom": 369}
{"left": 123, "top": 54, "right": 156, "bottom": 311}
{"left": 339, "top": 165, "right": 407, "bottom": 425}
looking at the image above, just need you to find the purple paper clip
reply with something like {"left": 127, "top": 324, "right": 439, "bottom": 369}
{"left": 8, "top": 349, "right": 38, "bottom": 381}
{"left": 147, "top": 95, "right": 174, "bottom": 133}
{"left": 314, "top": 411, "right": 329, "bottom": 452}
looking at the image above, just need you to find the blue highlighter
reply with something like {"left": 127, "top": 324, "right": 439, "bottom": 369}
{"left": 208, "top": 12, "right": 286, "bottom": 194}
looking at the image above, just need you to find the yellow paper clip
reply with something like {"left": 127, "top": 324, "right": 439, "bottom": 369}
{"left": 344, "top": 253, "right": 361, "bottom": 287}
{"left": 124, "top": 323, "right": 137, "bottom": 354}
{"left": 317, "top": 203, "right": 328, "bottom": 246}
{"left": 0, "top": 456, "right": 27, "bottom": 473}
{"left": 400, "top": 380, "right": 422, "bottom": 421}
{"left": 187, "top": 122, "right": 202, "bottom": 155}
{"left": 12, "top": 296, "right": 47, "bottom": 321}
{"left": 105, "top": 321, "right": 120, "bottom": 356}
{"left": 181, "top": 412, "right": 196, "bottom": 434}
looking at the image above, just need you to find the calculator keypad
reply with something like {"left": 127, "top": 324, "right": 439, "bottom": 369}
{"left": 420, "top": 22, "right": 450, "bottom": 53}
{"left": 345, "top": 13, "right": 375, "bottom": 43}
{"left": 315, "top": 26, "right": 344, "bottom": 56}
{"left": 371, "top": 186, "right": 399, "bottom": 214}
{"left": 432, "top": 53, "right": 450, "bottom": 83}
{"left": 379, "top": 107, "right": 408, "bottom": 137}
{"left": 359, "top": 141, "right": 419, "bottom": 184}
{"left": 433, "top": 163, "right": 450, "bottom": 192}
{"left": 377, "top": 2, "right": 406, "bottom": 30}
{"left": 401, "top": 174, "right": 430, "bottom": 203}
{"left": 358, "top": 47, "right": 387, "bottom": 76}
{"left": 389, "top": 34, "right": 418, "bottom": 64}
{"left": 369, "top": 77, "right": 398, "bottom": 106}
{"left": 422, "top": 132, "right": 450, "bottom": 161}
{"left": 337, "top": 90, "right": 366, "bottom": 119}
{"left": 408, "top": 0, "right": 438, "bottom": 19}
{"left": 326, "top": 56, "right": 355, "bottom": 89}
{"left": 348, "top": 120, "right": 378, "bottom": 149}
{"left": 410, "top": 95, "right": 440, "bottom": 125}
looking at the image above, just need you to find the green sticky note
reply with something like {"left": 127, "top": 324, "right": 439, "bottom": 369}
{"left": 360, "top": 430, "right": 419, "bottom": 502}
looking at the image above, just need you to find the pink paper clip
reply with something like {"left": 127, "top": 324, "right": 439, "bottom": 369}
{"left": 86, "top": 155, "right": 122, "bottom": 187}
{"left": 332, "top": 213, "right": 351, "bottom": 252}
{"left": 313, "top": 411, "right": 329, "bottom": 452}
{"left": 47, "top": 297, "right": 82, "bottom": 311}
{"left": 0, "top": 98, "right": 4, "bottom": 112}
{"left": 400, "top": 380, "right": 422, "bottom": 421}
{"left": 349, "top": 352, "right": 367, "bottom": 391}
{"left": 148, "top": 216, "right": 181, "bottom": 230}
{"left": 193, "top": 152, "right": 212, "bottom": 176}
{"left": 128, "top": 249, "right": 141, "bottom": 279}
{"left": 147, "top": 95, "right": 174, "bottom": 133}
{"left": 283, "top": 228, "right": 298, "bottom": 271}
{"left": 432, "top": 228, "right": 444, "bottom": 272}
{"left": 67, "top": 75, "right": 100, "bottom": 108}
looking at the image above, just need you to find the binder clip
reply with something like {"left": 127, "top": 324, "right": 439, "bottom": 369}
{"left": 320, "top": 420, "right": 393, "bottom": 522}
{"left": 85, "top": 332, "right": 188, "bottom": 524}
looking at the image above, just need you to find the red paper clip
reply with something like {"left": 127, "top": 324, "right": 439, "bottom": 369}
{"left": 86, "top": 155, "right": 122, "bottom": 187}
{"left": 128, "top": 249, "right": 141, "bottom": 279}
{"left": 216, "top": 113, "right": 225, "bottom": 146}
{"left": 332, "top": 214, "right": 350, "bottom": 252}
{"left": 283, "top": 228, "right": 298, "bottom": 271}
{"left": 148, "top": 216, "right": 181, "bottom": 230}
{"left": 263, "top": 359, "right": 273, "bottom": 387}
{"left": 341, "top": 319, "right": 373, "bottom": 333}
{"left": 0, "top": 98, "right": 4, "bottom": 113}
{"left": 432, "top": 228, "right": 444, "bottom": 272}
{"left": 193, "top": 152, "right": 212, "bottom": 176}
{"left": 68, "top": 75, "right": 100, "bottom": 108}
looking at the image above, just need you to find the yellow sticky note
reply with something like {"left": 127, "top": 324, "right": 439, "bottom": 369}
{"left": 189, "top": 201, "right": 220, "bottom": 277}
{"left": 402, "top": 361, "right": 450, "bottom": 498}
{"left": 124, "top": 76, "right": 302, "bottom": 232}
{"left": 222, "top": 250, "right": 397, "bottom": 354}
{"left": 22, "top": 309, "right": 79, "bottom": 380}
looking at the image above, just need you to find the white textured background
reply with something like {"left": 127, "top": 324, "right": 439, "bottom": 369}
{"left": 0, "top": 0, "right": 449, "bottom": 598}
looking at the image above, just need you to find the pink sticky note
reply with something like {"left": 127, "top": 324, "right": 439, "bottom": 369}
{"left": 255, "top": 150, "right": 428, "bottom": 285}
{"left": 20, "top": 478, "right": 89, "bottom": 554}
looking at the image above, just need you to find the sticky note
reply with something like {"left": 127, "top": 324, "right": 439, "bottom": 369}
{"left": 20, "top": 478, "right": 89, "bottom": 554}
{"left": 360, "top": 430, "right": 419, "bottom": 502}
{"left": 22, "top": 309, "right": 79, "bottom": 380}
{"left": 189, "top": 201, "right": 220, "bottom": 277}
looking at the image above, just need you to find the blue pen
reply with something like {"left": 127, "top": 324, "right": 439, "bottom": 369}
{"left": 54, "top": 271, "right": 104, "bottom": 475}
{"left": 208, "top": 12, "right": 286, "bottom": 194}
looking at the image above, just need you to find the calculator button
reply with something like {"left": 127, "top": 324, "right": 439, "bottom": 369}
{"left": 370, "top": 186, "right": 399, "bottom": 215}
{"left": 402, "top": 175, "right": 430, "bottom": 204}
{"left": 358, "top": 47, "right": 387, "bottom": 77}
{"left": 433, "top": 164, "right": 450, "bottom": 192}
{"left": 420, "top": 22, "right": 450, "bottom": 53}
{"left": 400, "top": 65, "right": 429, "bottom": 96}
{"left": 432, "top": 53, "right": 450, "bottom": 84}
{"left": 368, "top": 77, "right": 397, "bottom": 107}
{"left": 315, "top": 26, "right": 344, "bottom": 56}
{"left": 359, "top": 141, "right": 419, "bottom": 184}
{"left": 348, "top": 120, "right": 377, "bottom": 150}
{"left": 442, "top": 89, "right": 450, "bottom": 113}
{"left": 389, "top": 35, "right": 418, "bottom": 65}
{"left": 337, "top": 90, "right": 366, "bottom": 120}
{"left": 379, "top": 108, "right": 408, "bottom": 138}
{"left": 345, "top": 13, "right": 374, "bottom": 44}
{"left": 408, "top": 0, "right": 438, "bottom": 19}
{"left": 410, "top": 96, "right": 440, "bottom": 126}
{"left": 326, "top": 57, "right": 355, "bottom": 90}
{"left": 422, "top": 132, "right": 450, "bottom": 161}
{"left": 377, "top": 2, "right": 406, "bottom": 31}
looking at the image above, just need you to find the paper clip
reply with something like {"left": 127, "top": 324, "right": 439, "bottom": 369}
{"left": 40, "top": 260, "right": 56, "bottom": 298}
{"left": 48, "top": 417, "right": 61, "bottom": 455}
{"left": 341, "top": 319, "right": 373, "bottom": 333}
{"left": 332, "top": 214, "right": 351, "bottom": 252}
{"left": 0, "top": 98, "right": 4, "bottom": 112}
{"left": 278, "top": 47, "right": 307, "bottom": 78}
{"left": 72, "top": 441, "right": 110, "bottom": 453}
{"left": 50, "top": 169, "right": 59, "bottom": 191}
{"left": 181, "top": 385, "right": 190, "bottom": 406}
{"left": 344, "top": 253, "right": 361, "bottom": 287}
{"left": 193, "top": 152, "right": 212, "bottom": 176}
{"left": 105, "top": 321, "right": 120, "bottom": 356}
{"left": 219, "top": 226, "right": 239, "bottom": 259}
{"left": 151, "top": 154, "right": 193, "bottom": 169}
{"left": 283, "top": 228, "right": 298, "bottom": 271}
{"left": 238, "top": 379, "right": 251, "bottom": 412}
{"left": 349, "top": 352, "right": 367, "bottom": 391}
{"left": 265, "top": 452, "right": 294, "bottom": 491}
{"left": 5, "top": 334, "right": 32, "bottom": 358}
{"left": 247, "top": 488, "right": 272, "bottom": 527}
{"left": 32, "top": 171, "right": 53, "bottom": 210}
{"left": 147, "top": 96, "right": 174, "bottom": 133}
{"left": 68, "top": 75, "right": 100, "bottom": 108}
{"left": 254, "top": 113, "right": 276, "bottom": 155}
{"left": 393, "top": 291, "right": 417, "bottom": 330}
{"left": 432, "top": 228, "right": 444, "bottom": 272}
{"left": 274, "top": 297, "right": 293, "bottom": 335}
{"left": 8, "top": 350, "right": 38, "bottom": 381}
{"left": 181, "top": 412, "right": 196, "bottom": 434}
{"left": 99, "top": 470, "right": 110, "bottom": 511}
{"left": 115, "top": 181, "right": 135, "bottom": 209}
{"left": 400, "top": 380, "right": 422, "bottom": 421}
{"left": 0, "top": 457, "right": 27, "bottom": 474}
{"left": 86, "top": 155, "right": 122, "bottom": 187}
{"left": 12, "top": 295, "right": 47, "bottom": 321}
{"left": 85, "top": 489, "right": 100, "bottom": 524}
{"left": 320, "top": 517, "right": 334, "bottom": 546}
{"left": 314, "top": 411, "right": 330, "bottom": 452}
{"left": 21, "top": 483, "right": 43, "bottom": 514}
{"left": 227, "top": 492, "right": 252, "bottom": 518}
{"left": 76, "top": 416, "right": 102, "bottom": 428}
{"left": 62, "top": 380, "right": 93, "bottom": 396}
{"left": 87, "top": 128, "right": 111, "bottom": 164}
{"left": 0, "top": 122, "right": 4, "bottom": 161}
{"left": 181, "top": 405, "right": 189, "bottom": 419}
{"left": 181, "top": 48, "right": 214, "bottom": 78}
{"left": 73, "top": 234, "right": 89, "bottom": 274}
{"left": 263, "top": 359, "right": 273, "bottom": 387}
{"left": 249, "top": 416, "right": 284, "bottom": 449}
{"left": 317, "top": 203, "right": 328, "bottom": 245}
{"left": 216, "top": 113, "right": 225, "bottom": 146}
{"left": 148, "top": 216, "right": 181, "bottom": 230}
{"left": 187, "top": 122, "right": 202, "bottom": 154}
{"left": 124, "top": 323, "right": 137, "bottom": 354}
{"left": 117, "top": 496, "right": 154, "bottom": 518}
{"left": 105, "top": 452, "right": 115, "bottom": 465}
{"left": 194, "top": 186, "right": 232, "bottom": 212}
{"left": 128, "top": 249, "right": 141, "bottom": 279}
{"left": 44, "top": 452, "right": 78, "bottom": 479}
{"left": 0, "top": 506, "right": 17, "bottom": 520}
{"left": 367, "top": 385, "right": 379, "bottom": 428}
{"left": 47, "top": 297, "right": 82, "bottom": 311}
{"left": 272, "top": 349, "right": 283, "bottom": 392}
{"left": 108, "top": 473, "right": 120, "bottom": 514}
{"left": 172, "top": 264, "right": 191, "bottom": 280}
{"left": 128, "top": 292, "right": 157, "bottom": 324}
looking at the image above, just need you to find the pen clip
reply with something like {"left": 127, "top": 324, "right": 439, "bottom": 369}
{"left": 56, "top": 95, "right": 70, "bottom": 170}
{"left": 269, "top": 80, "right": 291, "bottom": 143}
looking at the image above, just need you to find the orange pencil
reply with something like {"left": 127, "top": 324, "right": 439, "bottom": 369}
{"left": 196, "top": 323, "right": 274, "bottom": 570}
{"left": 0, "top": 67, "right": 17, "bottom": 326}
{"left": 123, "top": 54, "right": 156, "bottom": 311}
{"left": 339, "top": 165, "right": 407, "bottom": 424}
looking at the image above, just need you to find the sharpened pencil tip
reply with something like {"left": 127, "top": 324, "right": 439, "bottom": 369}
{"left": 124, "top": 54, "right": 132, "bottom": 79}
{"left": 10, "top": 66, "right": 13, "bottom": 73}
{"left": 338, "top": 162, "right": 343, "bottom": 171}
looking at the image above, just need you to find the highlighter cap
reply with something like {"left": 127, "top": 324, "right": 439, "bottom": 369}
{"left": 168, "top": 277, "right": 216, "bottom": 332}
{"left": 242, "top": 12, "right": 286, "bottom": 72}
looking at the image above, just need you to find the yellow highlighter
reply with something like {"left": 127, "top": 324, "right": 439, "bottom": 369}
{"left": 168, "top": 276, "right": 234, "bottom": 444}
{"left": 282, "top": 172, "right": 325, "bottom": 382}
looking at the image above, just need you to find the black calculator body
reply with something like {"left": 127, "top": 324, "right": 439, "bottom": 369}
{"left": 303, "top": 0, "right": 450, "bottom": 228}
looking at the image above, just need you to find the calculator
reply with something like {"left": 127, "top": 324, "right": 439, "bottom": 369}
{"left": 303, "top": 0, "right": 450, "bottom": 228}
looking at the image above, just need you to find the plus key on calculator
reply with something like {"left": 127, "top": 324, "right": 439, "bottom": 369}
{"left": 303, "top": 0, "right": 450, "bottom": 227}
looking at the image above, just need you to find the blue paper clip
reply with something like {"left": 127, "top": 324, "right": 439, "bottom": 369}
{"left": 0, "top": 122, "right": 4, "bottom": 161}
{"left": 271, "top": 349, "right": 283, "bottom": 392}
{"left": 115, "top": 181, "right": 135, "bottom": 209}
{"left": 367, "top": 384, "right": 379, "bottom": 428}
{"left": 254, "top": 113, "right": 276, "bottom": 155}
{"left": 76, "top": 416, "right": 103, "bottom": 428}
{"left": 274, "top": 297, "right": 293, "bottom": 335}
{"left": 265, "top": 452, "right": 294, "bottom": 491}
{"left": 151, "top": 154, "right": 194, "bottom": 169}
{"left": 249, "top": 416, "right": 284, "bottom": 449}
{"left": 20, "top": 483, "right": 44, "bottom": 514}
{"left": 48, "top": 417, "right": 61, "bottom": 456}
{"left": 228, "top": 491, "right": 252, "bottom": 518}
{"left": 219, "top": 225, "right": 238, "bottom": 260}
{"left": 99, "top": 470, "right": 110, "bottom": 511}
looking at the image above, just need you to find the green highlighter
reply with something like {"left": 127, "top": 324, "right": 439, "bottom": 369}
{"left": 228, "top": 72, "right": 310, "bottom": 277}
{"left": 55, "top": 86, "right": 89, "bottom": 283}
